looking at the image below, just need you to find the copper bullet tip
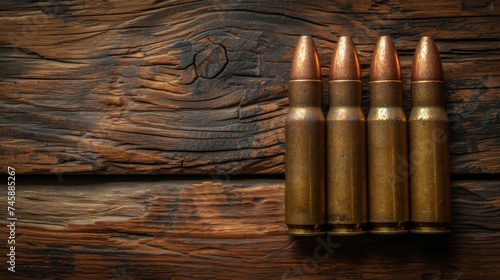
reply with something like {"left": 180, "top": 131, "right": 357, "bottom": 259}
{"left": 370, "top": 36, "right": 401, "bottom": 81}
{"left": 290, "top": 35, "right": 321, "bottom": 80}
{"left": 329, "top": 36, "right": 361, "bottom": 81}
{"left": 412, "top": 36, "right": 443, "bottom": 82}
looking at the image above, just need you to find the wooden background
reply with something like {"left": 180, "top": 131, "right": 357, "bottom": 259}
{"left": 0, "top": 0, "right": 499, "bottom": 279}
{"left": 0, "top": 177, "right": 499, "bottom": 279}
{"left": 0, "top": 0, "right": 498, "bottom": 175}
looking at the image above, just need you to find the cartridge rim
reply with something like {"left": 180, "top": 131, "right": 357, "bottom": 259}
{"left": 411, "top": 223, "right": 451, "bottom": 234}
{"left": 369, "top": 223, "right": 409, "bottom": 234}
{"left": 286, "top": 225, "right": 324, "bottom": 236}
{"left": 410, "top": 229, "right": 451, "bottom": 234}
{"left": 369, "top": 229, "right": 409, "bottom": 235}
{"left": 328, "top": 230, "right": 367, "bottom": 236}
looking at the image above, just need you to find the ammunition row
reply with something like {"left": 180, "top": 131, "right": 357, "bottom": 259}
{"left": 285, "top": 35, "right": 451, "bottom": 236}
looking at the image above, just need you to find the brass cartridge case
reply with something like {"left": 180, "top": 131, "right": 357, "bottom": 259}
{"left": 326, "top": 36, "right": 367, "bottom": 235}
{"left": 409, "top": 36, "right": 451, "bottom": 234}
{"left": 285, "top": 35, "right": 325, "bottom": 236}
{"left": 367, "top": 36, "right": 409, "bottom": 234}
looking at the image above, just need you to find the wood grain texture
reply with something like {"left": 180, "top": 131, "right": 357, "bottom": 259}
{"left": 0, "top": 177, "right": 498, "bottom": 279}
{"left": 0, "top": 0, "right": 498, "bottom": 174}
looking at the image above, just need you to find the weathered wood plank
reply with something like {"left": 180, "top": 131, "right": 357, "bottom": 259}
{"left": 0, "top": 0, "right": 498, "bottom": 174}
{"left": 0, "top": 177, "right": 498, "bottom": 279}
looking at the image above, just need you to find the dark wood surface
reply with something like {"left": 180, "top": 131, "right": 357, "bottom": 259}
{"left": 0, "top": 177, "right": 498, "bottom": 279}
{"left": 0, "top": 1, "right": 498, "bottom": 278}
{"left": 1, "top": 0, "right": 498, "bottom": 174}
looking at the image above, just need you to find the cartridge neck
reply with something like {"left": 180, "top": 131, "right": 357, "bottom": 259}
{"left": 411, "top": 81, "right": 445, "bottom": 108}
{"left": 328, "top": 80, "right": 362, "bottom": 107}
{"left": 289, "top": 80, "right": 322, "bottom": 107}
{"left": 369, "top": 81, "right": 403, "bottom": 108}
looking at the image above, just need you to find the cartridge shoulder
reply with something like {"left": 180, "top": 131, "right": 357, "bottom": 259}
{"left": 327, "top": 107, "right": 366, "bottom": 121}
{"left": 368, "top": 107, "right": 407, "bottom": 122}
{"left": 286, "top": 107, "right": 325, "bottom": 122}
{"left": 409, "top": 107, "right": 448, "bottom": 122}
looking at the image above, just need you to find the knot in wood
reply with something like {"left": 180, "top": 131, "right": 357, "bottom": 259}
{"left": 194, "top": 43, "right": 228, "bottom": 79}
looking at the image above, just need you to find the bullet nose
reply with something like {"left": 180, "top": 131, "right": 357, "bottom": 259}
{"left": 329, "top": 36, "right": 361, "bottom": 81}
{"left": 290, "top": 35, "right": 321, "bottom": 80}
{"left": 412, "top": 36, "right": 443, "bottom": 82}
{"left": 370, "top": 36, "right": 401, "bottom": 81}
